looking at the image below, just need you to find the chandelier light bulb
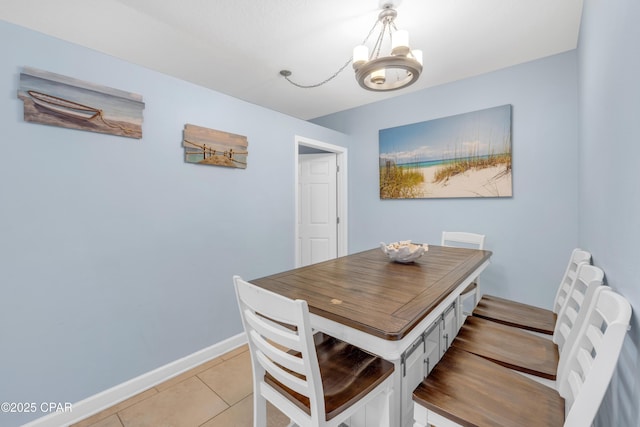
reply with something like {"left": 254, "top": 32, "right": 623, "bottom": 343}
{"left": 391, "top": 30, "right": 410, "bottom": 56}
{"left": 371, "top": 69, "right": 386, "bottom": 85}
{"left": 353, "top": 45, "right": 369, "bottom": 67}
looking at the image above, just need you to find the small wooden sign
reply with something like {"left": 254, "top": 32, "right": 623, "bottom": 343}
{"left": 183, "top": 124, "right": 248, "bottom": 169}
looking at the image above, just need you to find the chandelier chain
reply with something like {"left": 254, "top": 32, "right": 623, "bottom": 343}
{"left": 281, "top": 15, "right": 382, "bottom": 89}
{"left": 373, "top": 21, "right": 387, "bottom": 59}
{"left": 283, "top": 58, "right": 353, "bottom": 89}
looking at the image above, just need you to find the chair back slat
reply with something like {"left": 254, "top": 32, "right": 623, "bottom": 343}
{"left": 244, "top": 309, "right": 303, "bottom": 352}
{"left": 552, "top": 249, "right": 591, "bottom": 314}
{"left": 248, "top": 328, "right": 305, "bottom": 374}
{"left": 585, "top": 323, "right": 604, "bottom": 349}
{"left": 255, "top": 349, "right": 309, "bottom": 397}
{"left": 572, "top": 291, "right": 585, "bottom": 308}
{"left": 559, "top": 287, "right": 632, "bottom": 425}
{"left": 575, "top": 346, "right": 594, "bottom": 379}
{"left": 565, "top": 306, "right": 579, "bottom": 326}
{"left": 441, "top": 231, "right": 485, "bottom": 249}
{"left": 236, "top": 277, "right": 306, "bottom": 326}
{"left": 567, "top": 370, "right": 582, "bottom": 400}
{"left": 557, "top": 322, "right": 571, "bottom": 344}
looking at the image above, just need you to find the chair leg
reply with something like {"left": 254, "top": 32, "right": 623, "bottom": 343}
{"left": 354, "top": 382, "right": 393, "bottom": 427}
{"left": 414, "top": 402, "right": 465, "bottom": 427}
{"left": 461, "top": 295, "right": 476, "bottom": 317}
{"left": 427, "top": 409, "right": 464, "bottom": 427}
{"left": 253, "top": 391, "right": 267, "bottom": 427}
{"left": 414, "top": 402, "right": 429, "bottom": 427}
{"left": 375, "top": 386, "right": 393, "bottom": 427}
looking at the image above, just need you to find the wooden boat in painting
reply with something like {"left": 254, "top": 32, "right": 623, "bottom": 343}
{"left": 27, "top": 90, "right": 100, "bottom": 120}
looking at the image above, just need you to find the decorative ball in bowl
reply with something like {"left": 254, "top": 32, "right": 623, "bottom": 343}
{"left": 380, "top": 241, "right": 429, "bottom": 264}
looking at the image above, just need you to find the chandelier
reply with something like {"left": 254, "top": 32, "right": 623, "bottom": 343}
{"left": 280, "top": 3, "right": 423, "bottom": 92}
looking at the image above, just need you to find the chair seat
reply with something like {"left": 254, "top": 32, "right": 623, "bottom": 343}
{"left": 473, "top": 294, "right": 556, "bottom": 335}
{"left": 452, "top": 316, "right": 559, "bottom": 380}
{"left": 413, "top": 347, "right": 565, "bottom": 427}
{"left": 265, "top": 332, "right": 395, "bottom": 421}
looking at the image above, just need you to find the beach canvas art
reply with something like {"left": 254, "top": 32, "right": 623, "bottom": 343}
{"left": 379, "top": 105, "right": 512, "bottom": 199}
{"left": 183, "top": 124, "right": 248, "bottom": 169}
{"left": 18, "top": 67, "right": 144, "bottom": 139}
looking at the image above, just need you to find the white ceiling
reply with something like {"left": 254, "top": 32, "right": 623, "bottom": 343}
{"left": 0, "top": 0, "right": 584, "bottom": 120}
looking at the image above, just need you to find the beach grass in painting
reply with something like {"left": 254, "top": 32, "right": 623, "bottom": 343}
{"left": 379, "top": 105, "right": 513, "bottom": 199}
{"left": 18, "top": 67, "right": 144, "bottom": 139}
{"left": 183, "top": 124, "right": 248, "bottom": 169}
{"left": 380, "top": 161, "right": 425, "bottom": 199}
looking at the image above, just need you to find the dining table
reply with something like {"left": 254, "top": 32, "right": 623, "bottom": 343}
{"left": 251, "top": 244, "right": 492, "bottom": 427}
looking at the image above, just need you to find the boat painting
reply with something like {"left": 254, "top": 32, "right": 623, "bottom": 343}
{"left": 18, "top": 67, "right": 144, "bottom": 139}
{"left": 183, "top": 124, "right": 248, "bottom": 169}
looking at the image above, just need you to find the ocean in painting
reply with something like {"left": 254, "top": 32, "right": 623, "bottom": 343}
{"left": 390, "top": 154, "right": 497, "bottom": 169}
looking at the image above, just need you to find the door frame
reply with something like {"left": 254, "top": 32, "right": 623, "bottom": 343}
{"left": 295, "top": 136, "right": 348, "bottom": 267}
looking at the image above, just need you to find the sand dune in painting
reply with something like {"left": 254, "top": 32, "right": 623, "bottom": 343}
{"left": 418, "top": 164, "right": 512, "bottom": 197}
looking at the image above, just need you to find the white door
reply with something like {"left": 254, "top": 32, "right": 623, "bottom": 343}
{"left": 298, "top": 153, "right": 338, "bottom": 266}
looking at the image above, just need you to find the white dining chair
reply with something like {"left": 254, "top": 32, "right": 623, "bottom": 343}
{"left": 473, "top": 248, "right": 592, "bottom": 336}
{"left": 233, "top": 275, "right": 395, "bottom": 427}
{"left": 451, "top": 263, "right": 605, "bottom": 384}
{"left": 412, "top": 286, "right": 632, "bottom": 427}
{"left": 441, "top": 231, "right": 486, "bottom": 329}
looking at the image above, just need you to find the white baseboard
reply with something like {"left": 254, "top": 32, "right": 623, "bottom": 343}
{"left": 22, "top": 333, "right": 247, "bottom": 427}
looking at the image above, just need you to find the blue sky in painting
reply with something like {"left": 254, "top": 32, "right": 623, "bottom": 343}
{"left": 379, "top": 105, "right": 511, "bottom": 165}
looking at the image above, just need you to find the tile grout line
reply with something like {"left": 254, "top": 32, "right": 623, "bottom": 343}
{"left": 195, "top": 350, "right": 254, "bottom": 427}
{"left": 73, "top": 347, "right": 248, "bottom": 427}
{"left": 193, "top": 360, "right": 249, "bottom": 427}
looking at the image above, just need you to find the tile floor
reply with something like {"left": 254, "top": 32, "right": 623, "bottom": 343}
{"left": 70, "top": 345, "right": 290, "bottom": 427}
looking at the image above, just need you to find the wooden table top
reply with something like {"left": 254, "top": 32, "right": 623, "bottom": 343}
{"left": 252, "top": 245, "right": 492, "bottom": 341}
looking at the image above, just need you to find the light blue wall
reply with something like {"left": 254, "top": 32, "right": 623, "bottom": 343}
{"left": 314, "top": 51, "right": 580, "bottom": 309}
{"left": 578, "top": 0, "right": 640, "bottom": 426}
{"left": 0, "top": 20, "right": 349, "bottom": 425}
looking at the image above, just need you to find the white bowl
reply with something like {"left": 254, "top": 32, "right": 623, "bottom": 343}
{"left": 380, "top": 241, "right": 428, "bottom": 263}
